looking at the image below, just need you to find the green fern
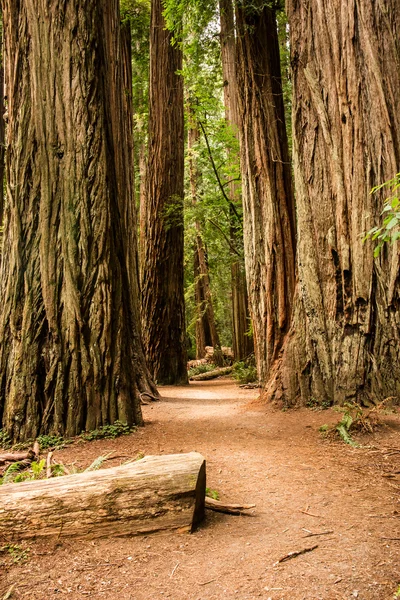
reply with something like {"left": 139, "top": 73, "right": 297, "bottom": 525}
{"left": 1, "top": 461, "right": 27, "bottom": 485}
{"left": 84, "top": 452, "right": 113, "bottom": 472}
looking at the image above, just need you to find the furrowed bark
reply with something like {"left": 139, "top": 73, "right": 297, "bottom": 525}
{"left": 140, "top": 0, "right": 188, "bottom": 385}
{"left": 0, "top": 10, "right": 4, "bottom": 227}
{"left": 236, "top": 1, "right": 296, "bottom": 384}
{"left": 0, "top": 0, "right": 152, "bottom": 441}
{"left": 220, "top": 0, "right": 253, "bottom": 361}
{"left": 267, "top": 0, "right": 400, "bottom": 406}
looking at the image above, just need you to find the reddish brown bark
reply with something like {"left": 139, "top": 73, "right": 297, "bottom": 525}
{"left": 0, "top": 11, "right": 4, "bottom": 226}
{"left": 236, "top": 1, "right": 296, "bottom": 383}
{"left": 0, "top": 0, "right": 155, "bottom": 442}
{"left": 140, "top": 0, "right": 188, "bottom": 385}
{"left": 220, "top": 0, "right": 253, "bottom": 361}
{"left": 267, "top": 0, "right": 400, "bottom": 406}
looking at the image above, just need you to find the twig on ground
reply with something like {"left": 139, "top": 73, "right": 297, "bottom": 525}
{"left": 198, "top": 578, "right": 217, "bottom": 586}
{"left": 303, "top": 530, "right": 333, "bottom": 538}
{"left": 274, "top": 545, "right": 318, "bottom": 565}
{"left": 170, "top": 562, "right": 180, "bottom": 578}
{"left": 299, "top": 509, "right": 322, "bottom": 518}
{"left": 2, "top": 585, "right": 15, "bottom": 600}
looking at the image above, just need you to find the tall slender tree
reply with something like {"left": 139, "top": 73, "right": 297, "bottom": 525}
{"left": 141, "top": 0, "right": 188, "bottom": 384}
{"left": 235, "top": 0, "right": 296, "bottom": 384}
{"left": 219, "top": 0, "right": 253, "bottom": 361}
{"left": 187, "top": 117, "right": 221, "bottom": 358}
{"left": 0, "top": 10, "right": 5, "bottom": 226}
{"left": 267, "top": 0, "right": 400, "bottom": 406}
{"left": 0, "top": 0, "right": 156, "bottom": 442}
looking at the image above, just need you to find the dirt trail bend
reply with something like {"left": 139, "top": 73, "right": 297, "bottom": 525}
{"left": 1, "top": 379, "right": 399, "bottom": 600}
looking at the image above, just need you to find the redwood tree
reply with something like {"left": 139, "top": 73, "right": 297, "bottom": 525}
{"left": 266, "top": 0, "right": 400, "bottom": 406}
{"left": 220, "top": 0, "right": 253, "bottom": 361}
{"left": 236, "top": 0, "right": 296, "bottom": 384}
{"left": 141, "top": 0, "right": 188, "bottom": 384}
{"left": 0, "top": 0, "right": 156, "bottom": 442}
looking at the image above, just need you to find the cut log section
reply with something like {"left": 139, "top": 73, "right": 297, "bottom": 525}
{"left": 0, "top": 452, "right": 206, "bottom": 541}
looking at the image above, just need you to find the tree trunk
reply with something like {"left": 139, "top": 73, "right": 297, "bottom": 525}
{"left": 235, "top": 1, "right": 296, "bottom": 384}
{"left": 0, "top": 10, "right": 4, "bottom": 226}
{"left": 219, "top": 0, "right": 253, "bottom": 361}
{"left": 0, "top": 0, "right": 155, "bottom": 442}
{"left": 140, "top": 0, "right": 188, "bottom": 385}
{"left": 0, "top": 453, "right": 206, "bottom": 540}
{"left": 188, "top": 119, "right": 220, "bottom": 359}
{"left": 267, "top": 0, "right": 400, "bottom": 406}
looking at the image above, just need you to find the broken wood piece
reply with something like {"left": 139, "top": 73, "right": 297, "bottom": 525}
{"left": 205, "top": 497, "right": 255, "bottom": 515}
{"left": 46, "top": 452, "right": 53, "bottom": 478}
{"left": 274, "top": 545, "right": 318, "bottom": 565}
{"left": 190, "top": 366, "right": 233, "bottom": 381}
{"left": 0, "top": 452, "right": 206, "bottom": 541}
{"left": 0, "top": 451, "right": 35, "bottom": 466}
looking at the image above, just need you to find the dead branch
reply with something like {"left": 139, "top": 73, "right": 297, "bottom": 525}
{"left": 274, "top": 545, "right": 318, "bottom": 565}
{"left": 0, "top": 451, "right": 35, "bottom": 465}
{"left": 303, "top": 530, "right": 333, "bottom": 538}
{"left": 205, "top": 497, "right": 255, "bottom": 515}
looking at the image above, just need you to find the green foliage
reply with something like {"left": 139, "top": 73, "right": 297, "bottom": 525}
{"left": 206, "top": 487, "right": 220, "bottom": 500}
{"left": 306, "top": 397, "right": 331, "bottom": 410}
{"left": 0, "top": 429, "right": 12, "bottom": 450}
{"left": 84, "top": 453, "right": 113, "bottom": 472}
{"left": 232, "top": 359, "right": 257, "bottom": 384}
{"left": 323, "top": 401, "right": 386, "bottom": 447}
{"left": 0, "top": 459, "right": 46, "bottom": 485}
{"left": 394, "top": 584, "right": 400, "bottom": 598}
{"left": 364, "top": 173, "right": 400, "bottom": 256}
{"left": 80, "top": 420, "right": 135, "bottom": 441}
{"left": 36, "top": 434, "right": 70, "bottom": 450}
{"left": 0, "top": 544, "right": 29, "bottom": 564}
{"left": 188, "top": 363, "right": 216, "bottom": 378}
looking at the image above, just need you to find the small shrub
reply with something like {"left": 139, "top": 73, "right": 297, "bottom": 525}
{"left": 187, "top": 363, "right": 216, "bottom": 378}
{"left": 0, "top": 429, "right": 12, "bottom": 450}
{"left": 307, "top": 397, "right": 331, "bottom": 410}
{"left": 0, "top": 544, "right": 30, "bottom": 564}
{"left": 81, "top": 420, "right": 135, "bottom": 441}
{"left": 323, "top": 400, "right": 386, "bottom": 447}
{"left": 206, "top": 487, "right": 220, "bottom": 500}
{"left": 232, "top": 360, "right": 257, "bottom": 384}
{"left": 36, "top": 434, "right": 71, "bottom": 451}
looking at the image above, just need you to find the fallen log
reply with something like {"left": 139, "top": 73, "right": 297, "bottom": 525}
{"left": 0, "top": 450, "right": 36, "bottom": 466}
{"left": 205, "top": 497, "right": 255, "bottom": 515}
{"left": 190, "top": 366, "right": 233, "bottom": 381}
{"left": 0, "top": 452, "right": 206, "bottom": 541}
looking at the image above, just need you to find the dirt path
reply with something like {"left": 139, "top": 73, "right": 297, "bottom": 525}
{"left": 1, "top": 380, "right": 400, "bottom": 599}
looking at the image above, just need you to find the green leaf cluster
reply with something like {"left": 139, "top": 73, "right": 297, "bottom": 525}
{"left": 364, "top": 173, "right": 400, "bottom": 257}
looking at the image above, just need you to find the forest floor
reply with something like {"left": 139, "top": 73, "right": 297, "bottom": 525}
{"left": 1, "top": 379, "right": 400, "bottom": 600}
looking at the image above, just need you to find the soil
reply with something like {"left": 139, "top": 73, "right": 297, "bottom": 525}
{"left": 1, "top": 379, "right": 400, "bottom": 600}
